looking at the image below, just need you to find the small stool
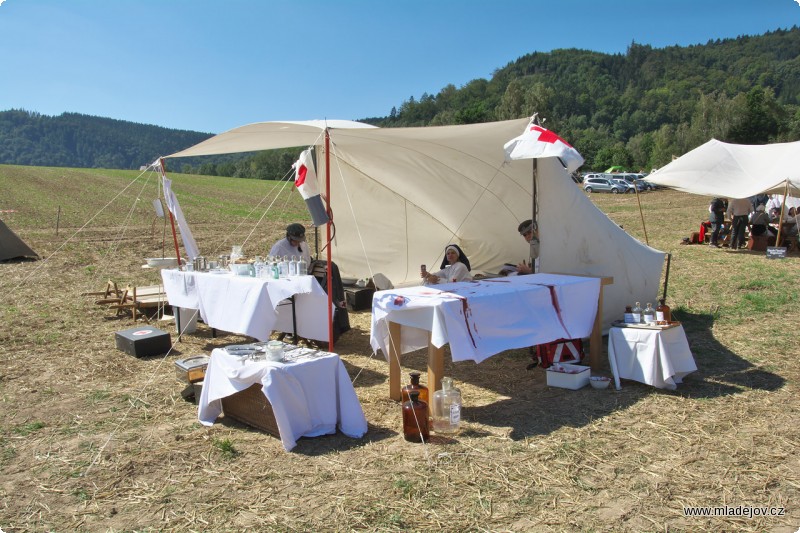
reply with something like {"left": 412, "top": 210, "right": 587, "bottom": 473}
{"left": 747, "top": 235, "right": 768, "bottom": 251}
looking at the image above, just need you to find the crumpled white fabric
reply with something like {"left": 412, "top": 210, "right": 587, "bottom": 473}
{"left": 198, "top": 348, "right": 367, "bottom": 451}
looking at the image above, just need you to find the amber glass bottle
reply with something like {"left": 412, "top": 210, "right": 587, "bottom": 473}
{"left": 401, "top": 372, "right": 429, "bottom": 404}
{"left": 402, "top": 391, "right": 429, "bottom": 442}
{"left": 656, "top": 298, "right": 672, "bottom": 322}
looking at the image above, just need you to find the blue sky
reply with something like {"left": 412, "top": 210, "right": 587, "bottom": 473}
{"left": 1, "top": 0, "right": 797, "bottom": 133}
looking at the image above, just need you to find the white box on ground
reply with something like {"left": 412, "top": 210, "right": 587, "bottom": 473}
{"left": 546, "top": 363, "right": 590, "bottom": 390}
{"left": 178, "top": 307, "right": 198, "bottom": 334}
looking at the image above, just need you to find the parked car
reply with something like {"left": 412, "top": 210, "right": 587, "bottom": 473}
{"left": 583, "top": 177, "right": 626, "bottom": 194}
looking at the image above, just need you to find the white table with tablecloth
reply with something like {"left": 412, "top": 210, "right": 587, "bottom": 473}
{"left": 161, "top": 269, "right": 332, "bottom": 341}
{"left": 607, "top": 324, "right": 697, "bottom": 390}
{"left": 370, "top": 273, "right": 602, "bottom": 398}
{"left": 198, "top": 346, "right": 367, "bottom": 451}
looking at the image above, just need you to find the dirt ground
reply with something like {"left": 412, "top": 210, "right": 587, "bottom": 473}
{"left": 1, "top": 169, "right": 798, "bottom": 532}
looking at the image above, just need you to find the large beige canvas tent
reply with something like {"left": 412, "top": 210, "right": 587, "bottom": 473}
{"left": 0, "top": 219, "right": 38, "bottom": 262}
{"left": 167, "top": 118, "right": 665, "bottom": 329}
{"left": 647, "top": 138, "right": 800, "bottom": 197}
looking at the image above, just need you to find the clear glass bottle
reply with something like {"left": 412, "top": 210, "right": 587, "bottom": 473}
{"left": 643, "top": 302, "right": 656, "bottom": 324}
{"left": 271, "top": 257, "right": 279, "bottom": 279}
{"left": 432, "top": 377, "right": 462, "bottom": 434}
{"left": 656, "top": 298, "right": 671, "bottom": 322}
{"left": 288, "top": 255, "right": 298, "bottom": 276}
{"left": 297, "top": 256, "right": 308, "bottom": 276}
{"left": 401, "top": 372, "right": 429, "bottom": 404}
{"left": 279, "top": 255, "right": 289, "bottom": 278}
{"left": 631, "top": 302, "right": 643, "bottom": 323}
{"left": 402, "top": 391, "right": 429, "bottom": 443}
{"left": 254, "top": 257, "right": 265, "bottom": 278}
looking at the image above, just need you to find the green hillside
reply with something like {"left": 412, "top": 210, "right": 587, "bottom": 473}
{"left": 1, "top": 27, "right": 798, "bottom": 175}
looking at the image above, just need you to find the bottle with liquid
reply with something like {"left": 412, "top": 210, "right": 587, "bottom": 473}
{"left": 624, "top": 305, "right": 635, "bottom": 324}
{"left": 401, "top": 372, "right": 429, "bottom": 404}
{"left": 297, "top": 256, "right": 307, "bottom": 276}
{"left": 643, "top": 302, "right": 656, "bottom": 324}
{"left": 288, "top": 255, "right": 298, "bottom": 276}
{"left": 656, "top": 298, "right": 672, "bottom": 322}
{"left": 279, "top": 255, "right": 289, "bottom": 278}
{"left": 431, "top": 377, "right": 462, "bottom": 434}
{"left": 632, "top": 302, "right": 643, "bottom": 324}
{"left": 254, "top": 256, "right": 265, "bottom": 278}
{"left": 271, "top": 257, "right": 279, "bottom": 279}
{"left": 402, "top": 391, "right": 429, "bottom": 443}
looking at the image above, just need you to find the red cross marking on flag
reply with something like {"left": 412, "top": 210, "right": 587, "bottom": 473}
{"left": 529, "top": 125, "right": 573, "bottom": 148}
{"left": 295, "top": 164, "right": 307, "bottom": 187}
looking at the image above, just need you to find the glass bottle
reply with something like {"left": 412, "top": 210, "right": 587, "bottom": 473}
{"left": 656, "top": 298, "right": 671, "bottom": 322}
{"left": 271, "top": 257, "right": 280, "bottom": 279}
{"left": 632, "top": 302, "right": 643, "bottom": 323}
{"left": 401, "top": 372, "right": 429, "bottom": 404}
{"left": 643, "top": 302, "right": 656, "bottom": 324}
{"left": 297, "top": 256, "right": 308, "bottom": 276}
{"left": 402, "top": 391, "right": 429, "bottom": 443}
{"left": 432, "top": 377, "right": 462, "bottom": 434}
{"left": 279, "top": 255, "right": 289, "bottom": 278}
{"left": 624, "top": 305, "right": 635, "bottom": 324}
{"left": 288, "top": 255, "right": 298, "bottom": 276}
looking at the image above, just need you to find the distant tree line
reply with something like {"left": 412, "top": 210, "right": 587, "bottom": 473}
{"left": 1, "top": 27, "right": 798, "bottom": 176}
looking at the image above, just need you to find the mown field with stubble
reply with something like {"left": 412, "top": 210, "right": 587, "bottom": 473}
{"left": 1, "top": 164, "right": 798, "bottom": 532}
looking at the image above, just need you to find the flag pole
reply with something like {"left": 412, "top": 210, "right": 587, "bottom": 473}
{"left": 776, "top": 180, "right": 789, "bottom": 247}
{"left": 325, "top": 129, "right": 334, "bottom": 350}
{"left": 634, "top": 181, "right": 649, "bottom": 246}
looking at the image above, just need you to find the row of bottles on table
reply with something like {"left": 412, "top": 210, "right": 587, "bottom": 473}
{"left": 624, "top": 299, "right": 671, "bottom": 324}
{"left": 252, "top": 255, "right": 308, "bottom": 279}
{"left": 402, "top": 373, "right": 462, "bottom": 442}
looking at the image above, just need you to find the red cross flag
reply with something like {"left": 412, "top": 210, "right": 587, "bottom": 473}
{"left": 504, "top": 121, "right": 584, "bottom": 173}
{"left": 293, "top": 148, "right": 330, "bottom": 226}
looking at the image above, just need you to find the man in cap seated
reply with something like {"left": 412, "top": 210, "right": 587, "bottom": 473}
{"left": 515, "top": 219, "right": 540, "bottom": 275}
{"left": 270, "top": 223, "right": 312, "bottom": 272}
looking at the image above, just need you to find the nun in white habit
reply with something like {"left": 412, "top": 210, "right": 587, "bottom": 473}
{"left": 421, "top": 244, "right": 473, "bottom": 285}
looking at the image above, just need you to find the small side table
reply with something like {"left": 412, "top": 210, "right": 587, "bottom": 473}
{"left": 607, "top": 324, "right": 697, "bottom": 390}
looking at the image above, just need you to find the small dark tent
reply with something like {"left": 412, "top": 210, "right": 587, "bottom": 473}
{"left": 0, "top": 219, "right": 38, "bottom": 262}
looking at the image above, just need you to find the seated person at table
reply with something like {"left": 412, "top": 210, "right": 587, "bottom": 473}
{"left": 749, "top": 205, "right": 772, "bottom": 237}
{"left": 270, "top": 223, "right": 312, "bottom": 271}
{"left": 421, "top": 244, "right": 472, "bottom": 285}
{"left": 515, "top": 219, "right": 540, "bottom": 275}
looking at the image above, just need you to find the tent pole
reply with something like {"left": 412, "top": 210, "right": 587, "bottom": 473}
{"left": 159, "top": 158, "right": 182, "bottom": 264}
{"left": 634, "top": 182, "right": 649, "bottom": 246}
{"left": 325, "top": 130, "right": 334, "bottom": 350}
{"left": 776, "top": 181, "right": 789, "bottom": 247}
{"left": 532, "top": 159, "right": 537, "bottom": 272}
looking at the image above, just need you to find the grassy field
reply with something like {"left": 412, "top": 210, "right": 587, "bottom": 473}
{"left": 1, "top": 164, "right": 798, "bottom": 532}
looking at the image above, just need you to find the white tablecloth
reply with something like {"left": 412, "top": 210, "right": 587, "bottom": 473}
{"left": 198, "top": 346, "right": 367, "bottom": 451}
{"left": 607, "top": 325, "right": 697, "bottom": 390}
{"left": 370, "top": 273, "right": 601, "bottom": 363}
{"left": 161, "top": 269, "right": 331, "bottom": 341}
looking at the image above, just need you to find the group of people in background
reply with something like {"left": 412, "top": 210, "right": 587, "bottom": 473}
{"left": 707, "top": 194, "right": 799, "bottom": 250}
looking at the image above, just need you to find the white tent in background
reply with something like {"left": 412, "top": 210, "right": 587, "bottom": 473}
{"left": 647, "top": 138, "right": 800, "bottom": 197}
{"left": 166, "top": 118, "right": 665, "bottom": 329}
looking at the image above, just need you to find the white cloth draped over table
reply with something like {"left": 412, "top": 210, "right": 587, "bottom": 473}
{"left": 160, "top": 270, "right": 332, "bottom": 341}
{"left": 607, "top": 325, "right": 697, "bottom": 390}
{"left": 370, "top": 273, "right": 601, "bottom": 364}
{"left": 198, "top": 347, "right": 367, "bottom": 451}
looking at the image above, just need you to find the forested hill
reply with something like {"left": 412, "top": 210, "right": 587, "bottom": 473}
{"left": 1, "top": 27, "right": 799, "bottom": 175}
{"left": 0, "top": 110, "right": 213, "bottom": 169}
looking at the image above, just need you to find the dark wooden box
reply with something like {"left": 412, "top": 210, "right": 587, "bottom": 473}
{"left": 344, "top": 287, "right": 375, "bottom": 311}
{"left": 114, "top": 326, "right": 171, "bottom": 357}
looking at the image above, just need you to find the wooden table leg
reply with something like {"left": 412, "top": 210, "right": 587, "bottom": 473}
{"left": 428, "top": 333, "right": 444, "bottom": 394}
{"left": 388, "top": 321, "right": 402, "bottom": 401}
{"left": 589, "top": 285, "right": 605, "bottom": 370}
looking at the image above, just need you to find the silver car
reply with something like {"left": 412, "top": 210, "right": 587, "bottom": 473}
{"left": 583, "top": 177, "right": 625, "bottom": 194}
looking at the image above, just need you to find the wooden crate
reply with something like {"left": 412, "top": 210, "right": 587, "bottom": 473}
{"left": 221, "top": 384, "right": 280, "bottom": 438}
